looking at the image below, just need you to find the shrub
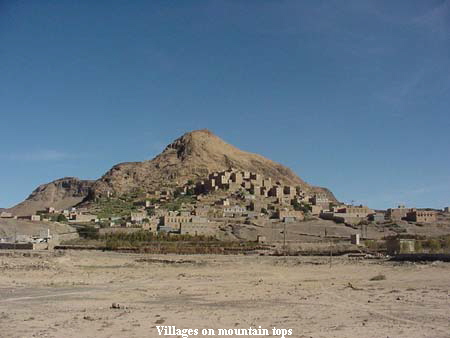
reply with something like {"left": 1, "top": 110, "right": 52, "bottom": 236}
{"left": 427, "top": 239, "right": 441, "bottom": 253}
{"left": 414, "top": 241, "right": 423, "bottom": 253}
{"left": 370, "top": 274, "right": 386, "bottom": 281}
{"left": 56, "top": 214, "right": 68, "bottom": 222}
{"left": 442, "top": 236, "right": 450, "bottom": 249}
{"left": 77, "top": 225, "right": 99, "bottom": 240}
{"left": 292, "top": 200, "right": 311, "bottom": 213}
{"left": 365, "top": 240, "right": 379, "bottom": 250}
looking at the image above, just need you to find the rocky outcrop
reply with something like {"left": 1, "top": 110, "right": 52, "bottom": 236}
{"left": 9, "top": 177, "right": 94, "bottom": 216}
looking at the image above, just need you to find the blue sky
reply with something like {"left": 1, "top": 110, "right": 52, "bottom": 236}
{"left": 1, "top": 0, "right": 449, "bottom": 209}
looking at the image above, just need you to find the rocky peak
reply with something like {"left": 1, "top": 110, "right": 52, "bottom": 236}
{"left": 8, "top": 177, "right": 94, "bottom": 216}
{"left": 161, "top": 129, "right": 223, "bottom": 160}
{"left": 10, "top": 129, "right": 338, "bottom": 213}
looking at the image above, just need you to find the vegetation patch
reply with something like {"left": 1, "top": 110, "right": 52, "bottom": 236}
{"left": 370, "top": 274, "right": 386, "bottom": 281}
{"left": 91, "top": 197, "right": 138, "bottom": 218}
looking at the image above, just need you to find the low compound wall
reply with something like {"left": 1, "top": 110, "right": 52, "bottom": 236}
{"left": 0, "top": 243, "right": 33, "bottom": 250}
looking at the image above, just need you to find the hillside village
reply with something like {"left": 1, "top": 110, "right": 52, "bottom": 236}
{"left": 1, "top": 130, "right": 449, "bottom": 253}
{"left": 2, "top": 167, "right": 449, "bottom": 252}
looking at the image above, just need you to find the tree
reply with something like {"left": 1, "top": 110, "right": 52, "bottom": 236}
{"left": 77, "top": 225, "right": 99, "bottom": 240}
{"left": 56, "top": 214, "right": 67, "bottom": 222}
{"left": 292, "top": 200, "right": 311, "bottom": 213}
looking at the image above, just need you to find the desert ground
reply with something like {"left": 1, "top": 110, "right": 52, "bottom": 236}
{"left": 0, "top": 250, "right": 449, "bottom": 338}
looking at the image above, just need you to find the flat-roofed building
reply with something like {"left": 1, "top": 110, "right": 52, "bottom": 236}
{"left": 310, "top": 205, "right": 323, "bottom": 216}
{"left": 386, "top": 205, "right": 410, "bottom": 221}
{"left": 283, "top": 186, "right": 296, "bottom": 197}
{"left": 269, "top": 186, "right": 283, "bottom": 198}
{"left": 368, "top": 213, "right": 385, "bottom": 223}
{"left": 275, "top": 209, "right": 304, "bottom": 222}
{"left": 223, "top": 205, "right": 246, "bottom": 217}
{"left": 193, "top": 206, "right": 210, "bottom": 217}
{"left": 310, "top": 193, "right": 330, "bottom": 209}
{"left": 230, "top": 172, "right": 243, "bottom": 184}
{"left": 131, "top": 211, "right": 147, "bottom": 223}
{"left": 161, "top": 214, "right": 192, "bottom": 230}
{"left": 249, "top": 201, "right": 267, "bottom": 213}
{"left": 336, "top": 205, "right": 373, "bottom": 218}
{"left": 386, "top": 237, "right": 416, "bottom": 255}
{"left": 0, "top": 212, "right": 13, "bottom": 218}
{"left": 180, "top": 221, "right": 218, "bottom": 236}
{"left": 406, "top": 209, "right": 437, "bottom": 223}
{"left": 262, "top": 178, "right": 272, "bottom": 187}
{"left": 69, "top": 213, "right": 98, "bottom": 223}
{"left": 216, "top": 198, "right": 230, "bottom": 206}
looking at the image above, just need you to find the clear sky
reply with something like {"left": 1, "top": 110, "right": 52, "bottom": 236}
{"left": 1, "top": 0, "right": 449, "bottom": 210}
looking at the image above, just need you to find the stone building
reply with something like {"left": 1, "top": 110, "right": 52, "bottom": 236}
{"left": 275, "top": 209, "right": 304, "bottom": 222}
{"left": 283, "top": 186, "right": 296, "bottom": 198}
{"left": 310, "top": 205, "right": 323, "bottom": 216}
{"left": 68, "top": 213, "right": 97, "bottom": 223}
{"left": 249, "top": 201, "right": 267, "bottom": 213}
{"left": 193, "top": 206, "right": 210, "bottom": 217}
{"left": 216, "top": 198, "right": 230, "bottom": 206}
{"left": 368, "top": 213, "right": 385, "bottom": 223}
{"left": 131, "top": 211, "right": 147, "bottom": 223}
{"left": 268, "top": 186, "right": 283, "bottom": 198}
{"left": 142, "top": 216, "right": 159, "bottom": 232}
{"left": 406, "top": 209, "right": 436, "bottom": 223}
{"left": 223, "top": 205, "right": 246, "bottom": 217}
{"left": 161, "top": 213, "right": 192, "bottom": 230}
{"left": 320, "top": 205, "right": 373, "bottom": 224}
{"left": 386, "top": 205, "right": 410, "bottom": 221}
{"left": 0, "top": 212, "right": 13, "bottom": 218}
{"left": 335, "top": 205, "right": 373, "bottom": 218}
{"left": 180, "top": 221, "right": 215, "bottom": 236}
{"left": 310, "top": 193, "right": 330, "bottom": 209}
{"left": 386, "top": 237, "right": 416, "bottom": 255}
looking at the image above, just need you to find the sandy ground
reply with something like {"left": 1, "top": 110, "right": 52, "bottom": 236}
{"left": 0, "top": 251, "right": 449, "bottom": 338}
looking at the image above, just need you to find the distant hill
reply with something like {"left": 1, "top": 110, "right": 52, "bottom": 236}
{"left": 8, "top": 129, "right": 337, "bottom": 215}
{"left": 9, "top": 177, "right": 94, "bottom": 216}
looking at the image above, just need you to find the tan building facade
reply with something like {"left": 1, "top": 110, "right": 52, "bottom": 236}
{"left": 386, "top": 206, "right": 410, "bottom": 221}
{"left": 275, "top": 209, "right": 304, "bottom": 221}
{"left": 406, "top": 210, "right": 437, "bottom": 223}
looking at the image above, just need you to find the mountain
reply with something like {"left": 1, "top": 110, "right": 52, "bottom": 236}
{"left": 9, "top": 129, "right": 337, "bottom": 215}
{"left": 93, "top": 129, "right": 311, "bottom": 196}
{"left": 9, "top": 177, "right": 94, "bottom": 216}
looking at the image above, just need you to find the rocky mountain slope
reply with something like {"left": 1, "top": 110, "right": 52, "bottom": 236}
{"left": 9, "top": 129, "right": 337, "bottom": 215}
{"left": 9, "top": 177, "right": 94, "bottom": 216}
{"left": 93, "top": 129, "right": 311, "bottom": 196}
